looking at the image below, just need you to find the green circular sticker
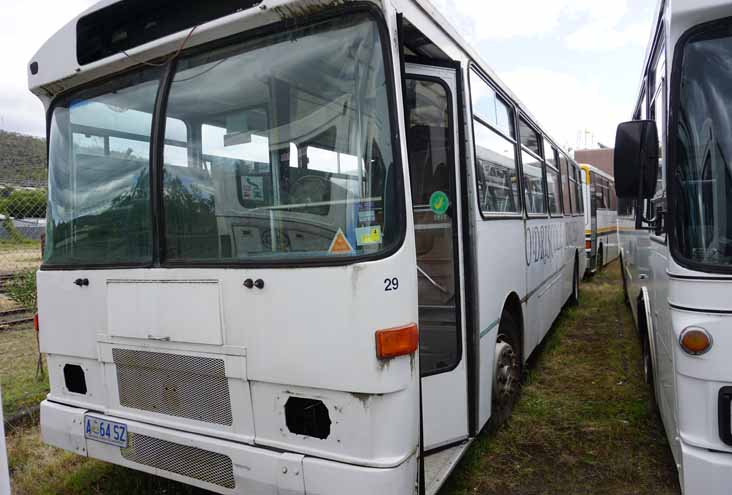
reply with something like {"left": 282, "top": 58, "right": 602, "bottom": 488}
{"left": 429, "top": 191, "right": 450, "bottom": 215}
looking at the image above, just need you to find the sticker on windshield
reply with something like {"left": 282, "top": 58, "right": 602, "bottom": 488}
{"left": 429, "top": 191, "right": 450, "bottom": 215}
{"left": 356, "top": 226, "right": 382, "bottom": 246}
{"left": 358, "top": 210, "right": 376, "bottom": 223}
{"left": 329, "top": 228, "right": 354, "bottom": 254}
{"left": 358, "top": 202, "right": 376, "bottom": 224}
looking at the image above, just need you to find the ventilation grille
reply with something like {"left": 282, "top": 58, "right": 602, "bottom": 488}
{"left": 113, "top": 349, "right": 233, "bottom": 426}
{"left": 121, "top": 432, "right": 235, "bottom": 489}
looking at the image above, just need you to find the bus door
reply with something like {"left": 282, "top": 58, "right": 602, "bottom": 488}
{"left": 404, "top": 64, "right": 469, "bottom": 450}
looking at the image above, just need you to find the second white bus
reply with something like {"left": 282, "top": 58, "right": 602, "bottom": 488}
{"left": 616, "top": 0, "right": 732, "bottom": 492}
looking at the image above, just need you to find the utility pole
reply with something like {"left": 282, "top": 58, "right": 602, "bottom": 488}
{"left": 0, "top": 385, "right": 10, "bottom": 495}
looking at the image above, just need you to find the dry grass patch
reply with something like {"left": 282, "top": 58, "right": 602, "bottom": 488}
{"left": 0, "top": 325, "right": 47, "bottom": 417}
{"left": 0, "top": 243, "right": 41, "bottom": 273}
{"left": 7, "top": 425, "right": 214, "bottom": 495}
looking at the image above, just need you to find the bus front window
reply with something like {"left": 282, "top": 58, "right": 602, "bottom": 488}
{"left": 45, "top": 70, "right": 162, "bottom": 266}
{"left": 162, "top": 13, "right": 401, "bottom": 263}
{"left": 675, "top": 26, "right": 732, "bottom": 269}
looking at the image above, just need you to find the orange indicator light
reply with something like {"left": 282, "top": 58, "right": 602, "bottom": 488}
{"left": 375, "top": 324, "right": 418, "bottom": 360}
{"left": 679, "top": 327, "right": 712, "bottom": 356}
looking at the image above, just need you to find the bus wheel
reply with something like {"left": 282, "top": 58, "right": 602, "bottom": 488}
{"left": 491, "top": 313, "right": 522, "bottom": 426}
{"left": 597, "top": 245, "right": 604, "bottom": 272}
{"left": 569, "top": 260, "right": 580, "bottom": 306}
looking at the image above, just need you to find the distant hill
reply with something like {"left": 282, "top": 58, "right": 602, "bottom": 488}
{"left": 0, "top": 131, "right": 46, "bottom": 187}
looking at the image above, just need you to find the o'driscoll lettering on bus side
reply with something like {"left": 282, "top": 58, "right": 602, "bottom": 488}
{"left": 525, "top": 223, "right": 564, "bottom": 266}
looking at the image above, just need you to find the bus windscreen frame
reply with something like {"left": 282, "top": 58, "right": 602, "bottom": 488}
{"left": 669, "top": 17, "right": 732, "bottom": 274}
{"left": 43, "top": 7, "right": 406, "bottom": 269}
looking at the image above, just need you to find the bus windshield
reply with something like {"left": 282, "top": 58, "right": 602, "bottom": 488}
{"left": 45, "top": 13, "right": 401, "bottom": 266}
{"left": 675, "top": 26, "right": 732, "bottom": 268}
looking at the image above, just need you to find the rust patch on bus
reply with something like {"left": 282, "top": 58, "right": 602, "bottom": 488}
{"left": 352, "top": 392, "right": 382, "bottom": 409}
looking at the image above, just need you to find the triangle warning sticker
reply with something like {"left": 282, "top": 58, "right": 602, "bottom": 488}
{"left": 329, "top": 228, "right": 354, "bottom": 254}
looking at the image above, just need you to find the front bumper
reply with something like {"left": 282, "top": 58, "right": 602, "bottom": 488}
{"left": 41, "top": 400, "right": 417, "bottom": 495}
{"left": 681, "top": 439, "right": 732, "bottom": 494}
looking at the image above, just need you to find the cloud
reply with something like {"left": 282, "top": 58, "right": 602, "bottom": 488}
{"left": 565, "top": 18, "right": 650, "bottom": 52}
{"left": 429, "top": 0, "right": 655, "bottom": 147}
{"left": 0, "top": 0, "right": 96, "bottom": 136}
{"left": 500, "top": 67, "right": 626, "bottom": 148}
{"left": 432, "top": 0, "right": 650, "bottom": 52}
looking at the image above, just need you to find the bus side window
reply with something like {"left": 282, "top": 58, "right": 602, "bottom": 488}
{"left": 518, "top": 116, "right": 546, "bottom": 215}
{"left": 567, "top": 159, "right": 578, "bottom": 215}
{"left": 611, "top": 184, "right": 617, "bottom": 210}
{"left": 549, "top": 145, "right": 565, "bottom": 215}
{"left": 560, "top": 155, "right": 573, "bottom": 215}
{"left": 474, "top": 123, "right": 520, "bottom": 214}
{"left": 573, "top": 165, "right": 584, "bottom": 214}
{"left": 541, "top": 138, "right": 560, "bottom": 216}
{"left": 470, "top": 70, "right": 521, "bottom": 215}
{"left": 578, "top": 167, "right": 585, "bottom": 214}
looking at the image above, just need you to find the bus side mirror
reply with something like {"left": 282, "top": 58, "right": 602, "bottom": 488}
{"left": 613, "top": 120, "right": 659, "bottom": 200}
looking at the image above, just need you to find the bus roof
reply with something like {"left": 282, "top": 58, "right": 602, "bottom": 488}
{"left": 579, "top": 163, "right": 613, "bottom": 183}
{"left": 28, "top": 0, "right": 568, "bottom": 157}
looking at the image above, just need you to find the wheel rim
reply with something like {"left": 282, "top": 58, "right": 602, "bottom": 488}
{"left": 493, "top": 340, "right": 520, "bottom": 409}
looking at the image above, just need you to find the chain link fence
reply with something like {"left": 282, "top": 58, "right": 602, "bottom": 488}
{"left": 0, "top": 167, "right": 45, "bottom": 311}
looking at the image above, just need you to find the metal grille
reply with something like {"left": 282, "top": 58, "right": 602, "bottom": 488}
{"left": 113, "top": 349, "right": 233, "bottom": 426}
{"left": 121, "top": 432, "right": 235, "bottom": 489}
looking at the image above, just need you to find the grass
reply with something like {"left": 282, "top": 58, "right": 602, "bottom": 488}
{"left": 441, "top": 261, "right": 680, "bottom": 495}
{"left": 0, "top": 328, "right": 207, "bottom": 495}
{"left": 0, "top": 241, "right": 41, "bottom": 273}
{"left": 4, "top": 262, "right": 679, "bottom": 494}
{"left": 7, "top": 425, "right": 211, "bottom": 495}
{"left": 0, "top": 325, "right": 48, "bottom": 418}
{"left": 0, "top": 240, "right": 40, "bottom": 250}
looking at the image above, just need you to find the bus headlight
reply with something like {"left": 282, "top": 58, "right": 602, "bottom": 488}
{"left": 679, "top": 327, "right": 713, "bottom": 356}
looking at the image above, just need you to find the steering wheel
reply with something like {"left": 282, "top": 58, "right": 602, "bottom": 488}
{"left": 289, "top": 175, "right": 330, "bottom": 215}
{"left": 262, "top": 229, "right": 291, "bottom": 252}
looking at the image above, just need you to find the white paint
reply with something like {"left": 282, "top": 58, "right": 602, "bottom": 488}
{"left": 0, "top": 385, "right": 10, "bottom": 495}
{"left": 107, "top": 280, "right": 224, "bottom": 346}
{"left": 619, "top": 2, "right": 732, "bottom": 493}
{"left": 32, "top": 0, "right": 587, "bottom": 493}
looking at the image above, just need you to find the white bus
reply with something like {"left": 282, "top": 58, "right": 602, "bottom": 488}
{"left": 29, "top": 1, "right": 586, "bottom": 493}
{"left": 615, "top": 0, "right": 732, "bottom": 492}
{"left": 580, "top": 163, "right": 618, "bottom": 274}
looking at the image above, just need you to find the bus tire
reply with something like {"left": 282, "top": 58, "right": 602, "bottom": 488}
{"left": 490, "top": 311, "right": 522, "bottom": 427}
{"left": 569, "top": 258, "right": 580, "bottom": 306}
{"left": 597, "top": 244, "right": 604, "bottom": 272}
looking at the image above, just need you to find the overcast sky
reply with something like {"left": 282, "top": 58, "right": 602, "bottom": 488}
{"left": 0, "top": 0, "right": 655, "bottom": 149}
